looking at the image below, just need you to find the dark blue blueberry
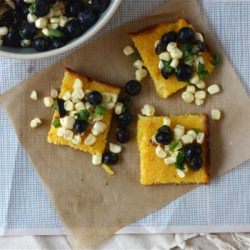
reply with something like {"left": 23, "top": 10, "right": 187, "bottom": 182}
{"left": 51, "top": 38, "right": 66, "bottom": 49}
{"left": 0, "top": 10, "right": 13, "bottom": 27}
{"left": 155, "top": 41, "right": 166, "bottom": 55}
{"left": 177, "top": 27, "right": 195, "bottom": 44}
{"left": 73, "top": 119, "right": 88, "bottom": 133}
{"left": 91, "top": 0, "right": 110, "bottom": 13}
{"left": 184, "top": 143, "right": 202, "bottom": 162}
{"left": 175, "top": 63, "right": 193, "bottom": 81}
{"left": 34, "top": 1, "right": 50, "bottom": 17}
{"left": 189, "top": 156, "right": 203, "bottom": 171}
{"left": 65, "top": 1, "right": 86, "bottom": 17}
{"left": 20, "top": 23, "right": 37, "bottom": 39}
{"left": 64, "top": 20, "right": 83, "bottom": 39}
{"left": 86, "top": 91, "right": 103, "bottom": 105}
{"left": 78, "top": 9, "right": 98, "bottom": 29}
{"left": 102, "top": 151, "right": 119, "bottom": 165}
{"left": 33, "top": 36, "right": 51, "bottom": 51}
{"left": 3, "top": 31, "right": 21, "bottom": 48}
{"left": 116, "top": 128, "right": 130, "bottom": 143}
{"left": 117, "top": 112, "right": 133, "bottom": 127}
{"left": 161, "top": 31, "right": 177, "bottom": 44}
{"left": 125, "top": 80, "right": 142, "bottom": 96}
{"left": 57, "top": 98, "right": 67, "bottom": 117}
{"left": 12, "top": 11, "right": 23, "bottom": 26}
{"left": 155, "top": 127, "right": 173, "bottom": 145}
{"left": 120, "top": 96, "right": 132, "bottom": 110}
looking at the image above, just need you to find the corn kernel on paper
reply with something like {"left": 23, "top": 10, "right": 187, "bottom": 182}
{"left": 1, "top": 0, "right": 250, "bottom": 248}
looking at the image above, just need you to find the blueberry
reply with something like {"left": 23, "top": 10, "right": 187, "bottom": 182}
{"left": 157, "top": 125, "right": 172, "bottom": 133}
{"left": 102, "top": 151, "right": 119, "bottom": 165}
{"left": 57, "top": 98, "right": 67, "bottom": 117}
{"left": 175, "top": 63, "right": 193, "bottom": 81}
{"left": 0, "top": 10, "right": 13, "bottom": 27}
{"left": 161, "top": 31, "right": 177, "bottom": 44}
{"left": 155, "top": 41, "right": 166, "bottom": 55}
{"left": 74, "top": 119, "right": 88, "bottom": 133}
{"left": 193, "top": 40, "right": 205, "bottom": 53}
{"left": 91, "top": 0, "right": 110, "bottom": 13}
{"left": 78, "top": 9, "right": 98, "bottom": 29}
{"left": 177, "top": 27, "right": 195, "bottom": 44}
{"left": 86, "top": 91, "right": 103, "bottom": 105}
{"left": 3, "top": 31, "right": 21, "bottom": 48}
{"left": 155, "top": 129, "right": 173, "bottom": 145}
{"left": 34, "top": 1, "right": 50, "bottom": 17}
{"left": 189, "top": 156, "right": 203, "bottom": 171}
{"left": 184, "top": 143, "right": 202, "bottom": 162}
{"left": 125, "top": 80, "right": 142, "bottom": 96}
{"left": 116, "top": 129, "right": 130, "bottom": 143}
{"left": 51, "top": 38, "right": 66, "bottom": 49}
{"left": 65, "top": 1, "right": 86, "bottom": 17}
{"left": 120, "top": 96, "right": 132, "bottom": 110}
{"left": 20, "top": 23, "right": 37, "bottom": 39}
{"left": 64, "top": 20, "right": 83, "bottom": 39}
{"left": 117, "top": 112, "right": 133, "bottom": 127}
{"left": 12, "top": 11, "right": 23, "bottom": 26}
{"left": 33, "top": 36, "right": 51, "bottom": 51}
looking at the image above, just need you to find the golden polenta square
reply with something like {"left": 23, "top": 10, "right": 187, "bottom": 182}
{"left": 47, "top": 68, "right": 121, "bottom": 155}
{"left": 137, "top": 114, "right": 209, "bottom": 185}
{"left": 130, "top": 18, "right": 215, "bottom": 99}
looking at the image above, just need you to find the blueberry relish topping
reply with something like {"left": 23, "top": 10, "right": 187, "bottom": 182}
{"left": 102, "top": 150, "right": 119, "bottom": 165}
{"left": 125, "top": 80, "right": 142, "bottom": 96}
{"left": 0, "top": 0, "right": 111, "bottom": 52}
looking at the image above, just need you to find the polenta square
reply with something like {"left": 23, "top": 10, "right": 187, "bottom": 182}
{"left": 47, "top": 68, "right": 121, "bottom": 155}
{"left": 137, "top": 114, "right": 209, "bottom": 185}
{"left": 130, "top": 18, "right": 215, "bottom": 99}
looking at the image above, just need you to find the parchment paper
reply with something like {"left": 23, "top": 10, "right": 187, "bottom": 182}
{"left": 1, "top": 0, "right": 250, "bottom": 249}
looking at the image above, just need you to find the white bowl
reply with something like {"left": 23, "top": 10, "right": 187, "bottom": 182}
{"left": 0, "top": 0, "right": 121, "bottom": 60}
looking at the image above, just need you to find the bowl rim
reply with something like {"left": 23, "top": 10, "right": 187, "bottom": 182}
{"left": 0, "top": 0, "right": 122, "bottom": 60}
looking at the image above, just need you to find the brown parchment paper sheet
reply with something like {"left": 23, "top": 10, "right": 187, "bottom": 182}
{"left": 1, "top": 0, "right": 250, "bottom": 249}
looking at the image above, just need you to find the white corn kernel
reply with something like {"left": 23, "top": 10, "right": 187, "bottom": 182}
{"left": 115, "top": 102, "right": 124, "bottom": 115}
{"left": 190, "top": 74, "right": 200, "bottom": 84}
{"left": 92, "top": 154, "right": 102, "bottom": 165}
{"left": 64, "top": 130, "right": 73, "bottom": 141}
{"left": 103, "top": 102, "right": 115, "bottom": 110}
{"left": 60, "top": 116, "right": 75, "bottom": 129}
{"left": 48, "top": 8, "right": 54, "bottom": 18}
{"left": 170, "top": 48, "right": 183, "bottom": 59}
{"left": 141, "top": 104, "right": 155, "bottom": 117}
{"left": 75, "top": 101, "right": 85, "bottom": 111}
{"left": 195, "top": 32, "right": 204, "bottom": 42}
{"left": 93, "top": 121, "right": 106, "bottom": 133}
{"left": 60, "top": 16, "right": 68, "bottom": 27}
{"left": 151, "top": 134, "right": 158, "bottom": 146}
{"left": 69, "top": 110, "right": 77, "bottom": 117}
{"left": 84, "top": 133, "right": 97, "bottom": 146}
{"left": 71, "top": 88, "right": 84, "bottom": 102}
{"left": 47, "top": 23, "right": 59, "bottom": 29}
{"left": 44, "top": 96, "right": 54, "bottom": 107}
{"left": 167, "top": 42, "right": 177, "bottom": 52}
{"left": 211, "top": 109, "right": 221, "bottom": 120}
{"left": 158, "top": 60, "right": 164, "bottom": 69}
{"left": 57, "top": 127, "right": 65, "bottom": 137}
{"left": 62, "top": 91, "right": 71, "bottom": 101}
{"left": 53, "top": 9, "right": 62, "bottom": 17}
{"left": 195, "top": 90, "right": 206, "bottom": 99}
{"left": 164, "top": 156, "right": 176, "bottom": 165}
{"left": 174, "top": 125, "right": 185, "bottom": 140}
{"left": 170, "top": 58, "right": 179, "bottom": 69}
{"left": 155, "top": 145, "right": 167, "bottom": 158}
{"left": 187, "top": 130, "right": 197, "bottom": 140}
{"left": 30, "top": 90, "right": 38, "bottom": 100}
{"left": 93, "top": 114, "right": 103, "bottom": 122}
{"left": 181, "top": 134, "right": 194, "bottom": 144}
{"left": 85, "top": 102, "right": 94, "bottom": 111}
{"left": 123, "top": 45, "right": 134, "bottom": 56}
{"left": 50, "top": 88, "right": 58, "bottom": 99}
{"left": 196, "top": 80, "right": 206, "bottom": 89}
{"left": 154, "top": 40, "right": 160, "bottom": 48}
{"left": 50, "top": 17, "right": 60, "bottom": 23}
{"left": 207, "top": 84, "right": 220, "bottom": 95}
{"left": 30, "top": 118, "right": 42, "bottom": 128}
{"left": 164, "top": 145, "right": 170, "bottom": 152}
{"left": 195, "top": 98, "right": 204, "bottom": 106}
{"left": 24, "top": 0, "right": 34, "bottom": 3}
{"left": 73, "top": 78, "right": 83, "bottom": 89}
{"left": 42, "top": 28, "right": 50, "bottom": 36}
{"left": 35, "top": 17, "right": 48, "bottom": 29}
{"left": 21, "top": 39, "right": 31, "bottom": 47}
{"left": 184, "top": 164, "right": 189, "bottom": 173}
{"left": 133, "top": 60, "right": 144, "bottom": 69}
{"left": 64, "top": 100, "right": 74, "bottom": 111}
{"left": 102, "top": 92, "right": 112, "bottom": 103}
{"left": 135, "top": 68, "right": 147, "bottom": 81}
{"left": 197, "top": 56, "right": 204, "bottom": 64}
{"left": 0, "top": 27, "right": 8, "bottom": 36}
{"left": 163, "top": 116, "right": 171, "bottom": 126}
{"left": 197, "top": 132, "right": 205, "bottom": 144}
{"left": 91, "top": 128, "right": 100, "bottom": 136}
{"left": 109, "top": 143, "right": 122, "bottom": 154}
{"left": 176, "top": 169, "right": 185, "bottom": 178}
{"left": 181, "top": 91, "right": 194, "bottom": 103}
{"left": 186, "top": 85, "right": 196, "bottom": 93}
{"left": 27, "top": 13, "right": 37, "bottom": 23}
{"left": 110, "top": 93, "right": 118, "bottom": 103}
{"left": 159, "top": 52, "right": 171, "bottom": 61}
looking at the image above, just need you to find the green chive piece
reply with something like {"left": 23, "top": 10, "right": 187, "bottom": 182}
{"left": 169, "top": 141, "right": 181, "bottom": 152}
{"left": 52, "top": 119, "right": 61, "bottom": 128}
{"left": 175, "top": 150, "right": 185, "bottom": 170}
{"left": 197, "top": 62, "right": 209, "bottom": 78}
{"left": 53, "top": 100, "right": 59, "bottom": 111}
{"left": 94, "top": 105, "right": 107, "bottom": 116}
{"left": 131, "top": 50, "right": 142, "bottom": 60}
{"left": 28, "top": 2, "right": 37, "bottom": 14}
{"left": 162, "top": 60, "right": 173, "bottom": 74}
{"left": 212, "top": 54, "right": 222, "bottom": 67}
{"left": 76, "top": 109, "right": 90, "bottom": 120}
{"left": 49, "top": 29, "right": 64, "bottom": 38}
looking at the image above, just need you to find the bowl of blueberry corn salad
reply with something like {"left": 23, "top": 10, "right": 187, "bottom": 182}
{"left": 0, "top": 0, "right": 121, "bottom": 59}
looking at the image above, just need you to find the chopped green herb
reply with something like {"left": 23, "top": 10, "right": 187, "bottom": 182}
{"left": 53, "top": 100, "right": 59, "bottom": 111}
{"left": 181, "top": 44, "right": 194, "bottom": 63}
{"left": 175, "top": 150, "right": 185, "bottom": 170}
{"left": 197, "top": 62, "right": 209, "bottom": 78}
{"left": 94, "top": 105, "right": 107, "bottom": 116}
{"left": 169, "top": 141, "right": 181, "bottom": 152}
{"left": 212, "top": 54, "right": 222, "bottom": 67}
{"left": 131, "top": 50, "right": 141, "bottom": 60}
{"left": 28, "top": 2, "right": 37, "bottom": 14}
{"left": 162, "top": 60, "right": 173, "bottom": 74}
{"left": 76, "top": 109, "right": 90, "bottom": 120}
{"left": 52, "top": 119, "right": 61, "bottom": 128}
{"left": 49, "top": 29, "right": 64, "bottom": 38}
